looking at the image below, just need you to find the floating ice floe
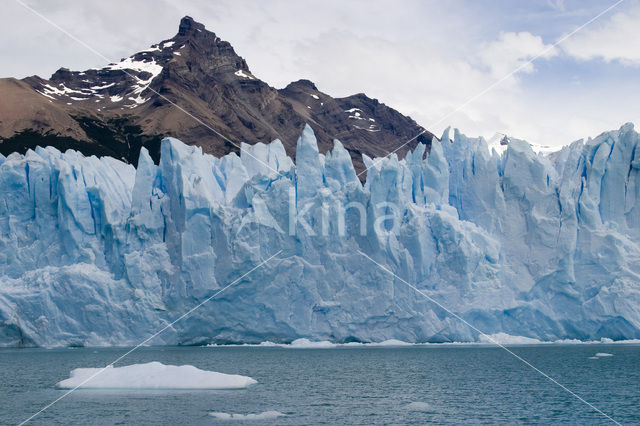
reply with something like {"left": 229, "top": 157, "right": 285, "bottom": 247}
{"left": 588, "top": 352, "right": 614, "bottom": 359}
{"left": 209, "top": 411, "right": 286, "bottom": 420}
{"left": 56, "top": 361, "right": 257, "bottom": 389}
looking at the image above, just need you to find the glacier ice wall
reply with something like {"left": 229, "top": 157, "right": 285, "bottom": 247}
{"left": 0, "top": 123, "right": 639, "bottom": 347}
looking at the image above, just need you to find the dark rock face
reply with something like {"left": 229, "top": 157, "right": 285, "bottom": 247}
{"left": 178, "top": 15, "right": 203, "bottom": 37}
{"left": 1, "top": 16, "right": 433, "bottom": 175}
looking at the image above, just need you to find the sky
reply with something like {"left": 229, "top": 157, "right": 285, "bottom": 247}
{"left": 2, "top": 0, "right": 640, "bottom": 149}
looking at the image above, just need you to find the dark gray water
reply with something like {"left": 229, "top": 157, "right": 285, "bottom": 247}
{"left": 1, "top": 345, "right": 638, "bottom": 425}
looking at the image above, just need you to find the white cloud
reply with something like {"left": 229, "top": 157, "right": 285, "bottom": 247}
{"left": 478, "top": 32, "right": 558, "bottom": 79}
{"left": 1, "top": 0, "right": 637, "bottom": 152}
{"left": 562, "top": 6, "right": 640, "bottom": 65}
{"left": 286, "top": 28, "right": 572, "bottom": 145}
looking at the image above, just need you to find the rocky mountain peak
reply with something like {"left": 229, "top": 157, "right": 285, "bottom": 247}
{"left": 177, "top": 15, "right": 205, "bottom": 37}
{"left": 168, "top": 16, "right": 251, "bottom": 76}
{"left": 2, "top": 16, "right": 431, "bottom": 176}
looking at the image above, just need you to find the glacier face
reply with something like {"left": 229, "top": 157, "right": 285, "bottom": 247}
{"left": 0, "top": 123, "right": 639, "bottom": 347}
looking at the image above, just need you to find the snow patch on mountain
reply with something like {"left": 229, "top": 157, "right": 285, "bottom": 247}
{"left": 105, "top": 58, "right": 163, "bottom": 77}
{"left": 234, "top": 70, "right": 254, "bottom": 79}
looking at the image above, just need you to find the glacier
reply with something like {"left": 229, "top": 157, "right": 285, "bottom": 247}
{"left": 0, "top": 123, "right": 639, "bottom": 347}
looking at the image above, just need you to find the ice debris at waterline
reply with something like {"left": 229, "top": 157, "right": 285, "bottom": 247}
{"left": 207, "top": 338, "right": 416, "bottom": 348}
{"left": 478, "top": 333, "right": 544, "bottom": 345}
{"left": 206, "top": 336, "right": 640, "bottom": 348}
{"left": 209, "top": 411, "right": 286, "bottom": 420}
{"left": 1, "top": 123, "right": 640, "bottom": 347}
{"left": 56, "top": 362, "right": 257, "bottom": 389}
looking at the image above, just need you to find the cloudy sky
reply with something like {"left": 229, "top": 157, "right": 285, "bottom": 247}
{"left": 2, "top": 0, "right": 639, "bottom": 149}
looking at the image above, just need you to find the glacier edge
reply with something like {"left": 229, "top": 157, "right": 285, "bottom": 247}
{"left": 0, "top": 123, "right": 639, "bottom": 347}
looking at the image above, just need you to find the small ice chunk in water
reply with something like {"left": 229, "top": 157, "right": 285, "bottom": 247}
{"left": 405, "top": 402, "right": 432, "bottom": 411}
{"left": 589, "top": 352, "right": 614, "bottom": 359}
{"left": 57, "top": 361, "right": 257, "bottom": 389}
{"left": 209, "top": 411, "right": 286, "bottom": 420}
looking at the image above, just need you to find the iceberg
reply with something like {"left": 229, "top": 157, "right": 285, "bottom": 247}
{"left": 56, "top": 361, "right": 257, "bottom": 389}
{"left": 0, "top": 123, "right": 639, "bottom": 347}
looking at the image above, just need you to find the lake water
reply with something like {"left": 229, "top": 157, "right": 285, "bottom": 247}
{"left": 1, "top": 344, "right": 639, "bottom": 424}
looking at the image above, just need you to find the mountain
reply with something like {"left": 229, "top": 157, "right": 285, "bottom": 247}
{"left": 0, "top": 123, "right": 639, "bottom": 347}
{"left": 0, "top": 16, "right": 431, "bottom": 175}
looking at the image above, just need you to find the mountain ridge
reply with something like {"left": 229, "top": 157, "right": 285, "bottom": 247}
{"left": 0, "top": 16, "right": 433, "bottom": 175}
